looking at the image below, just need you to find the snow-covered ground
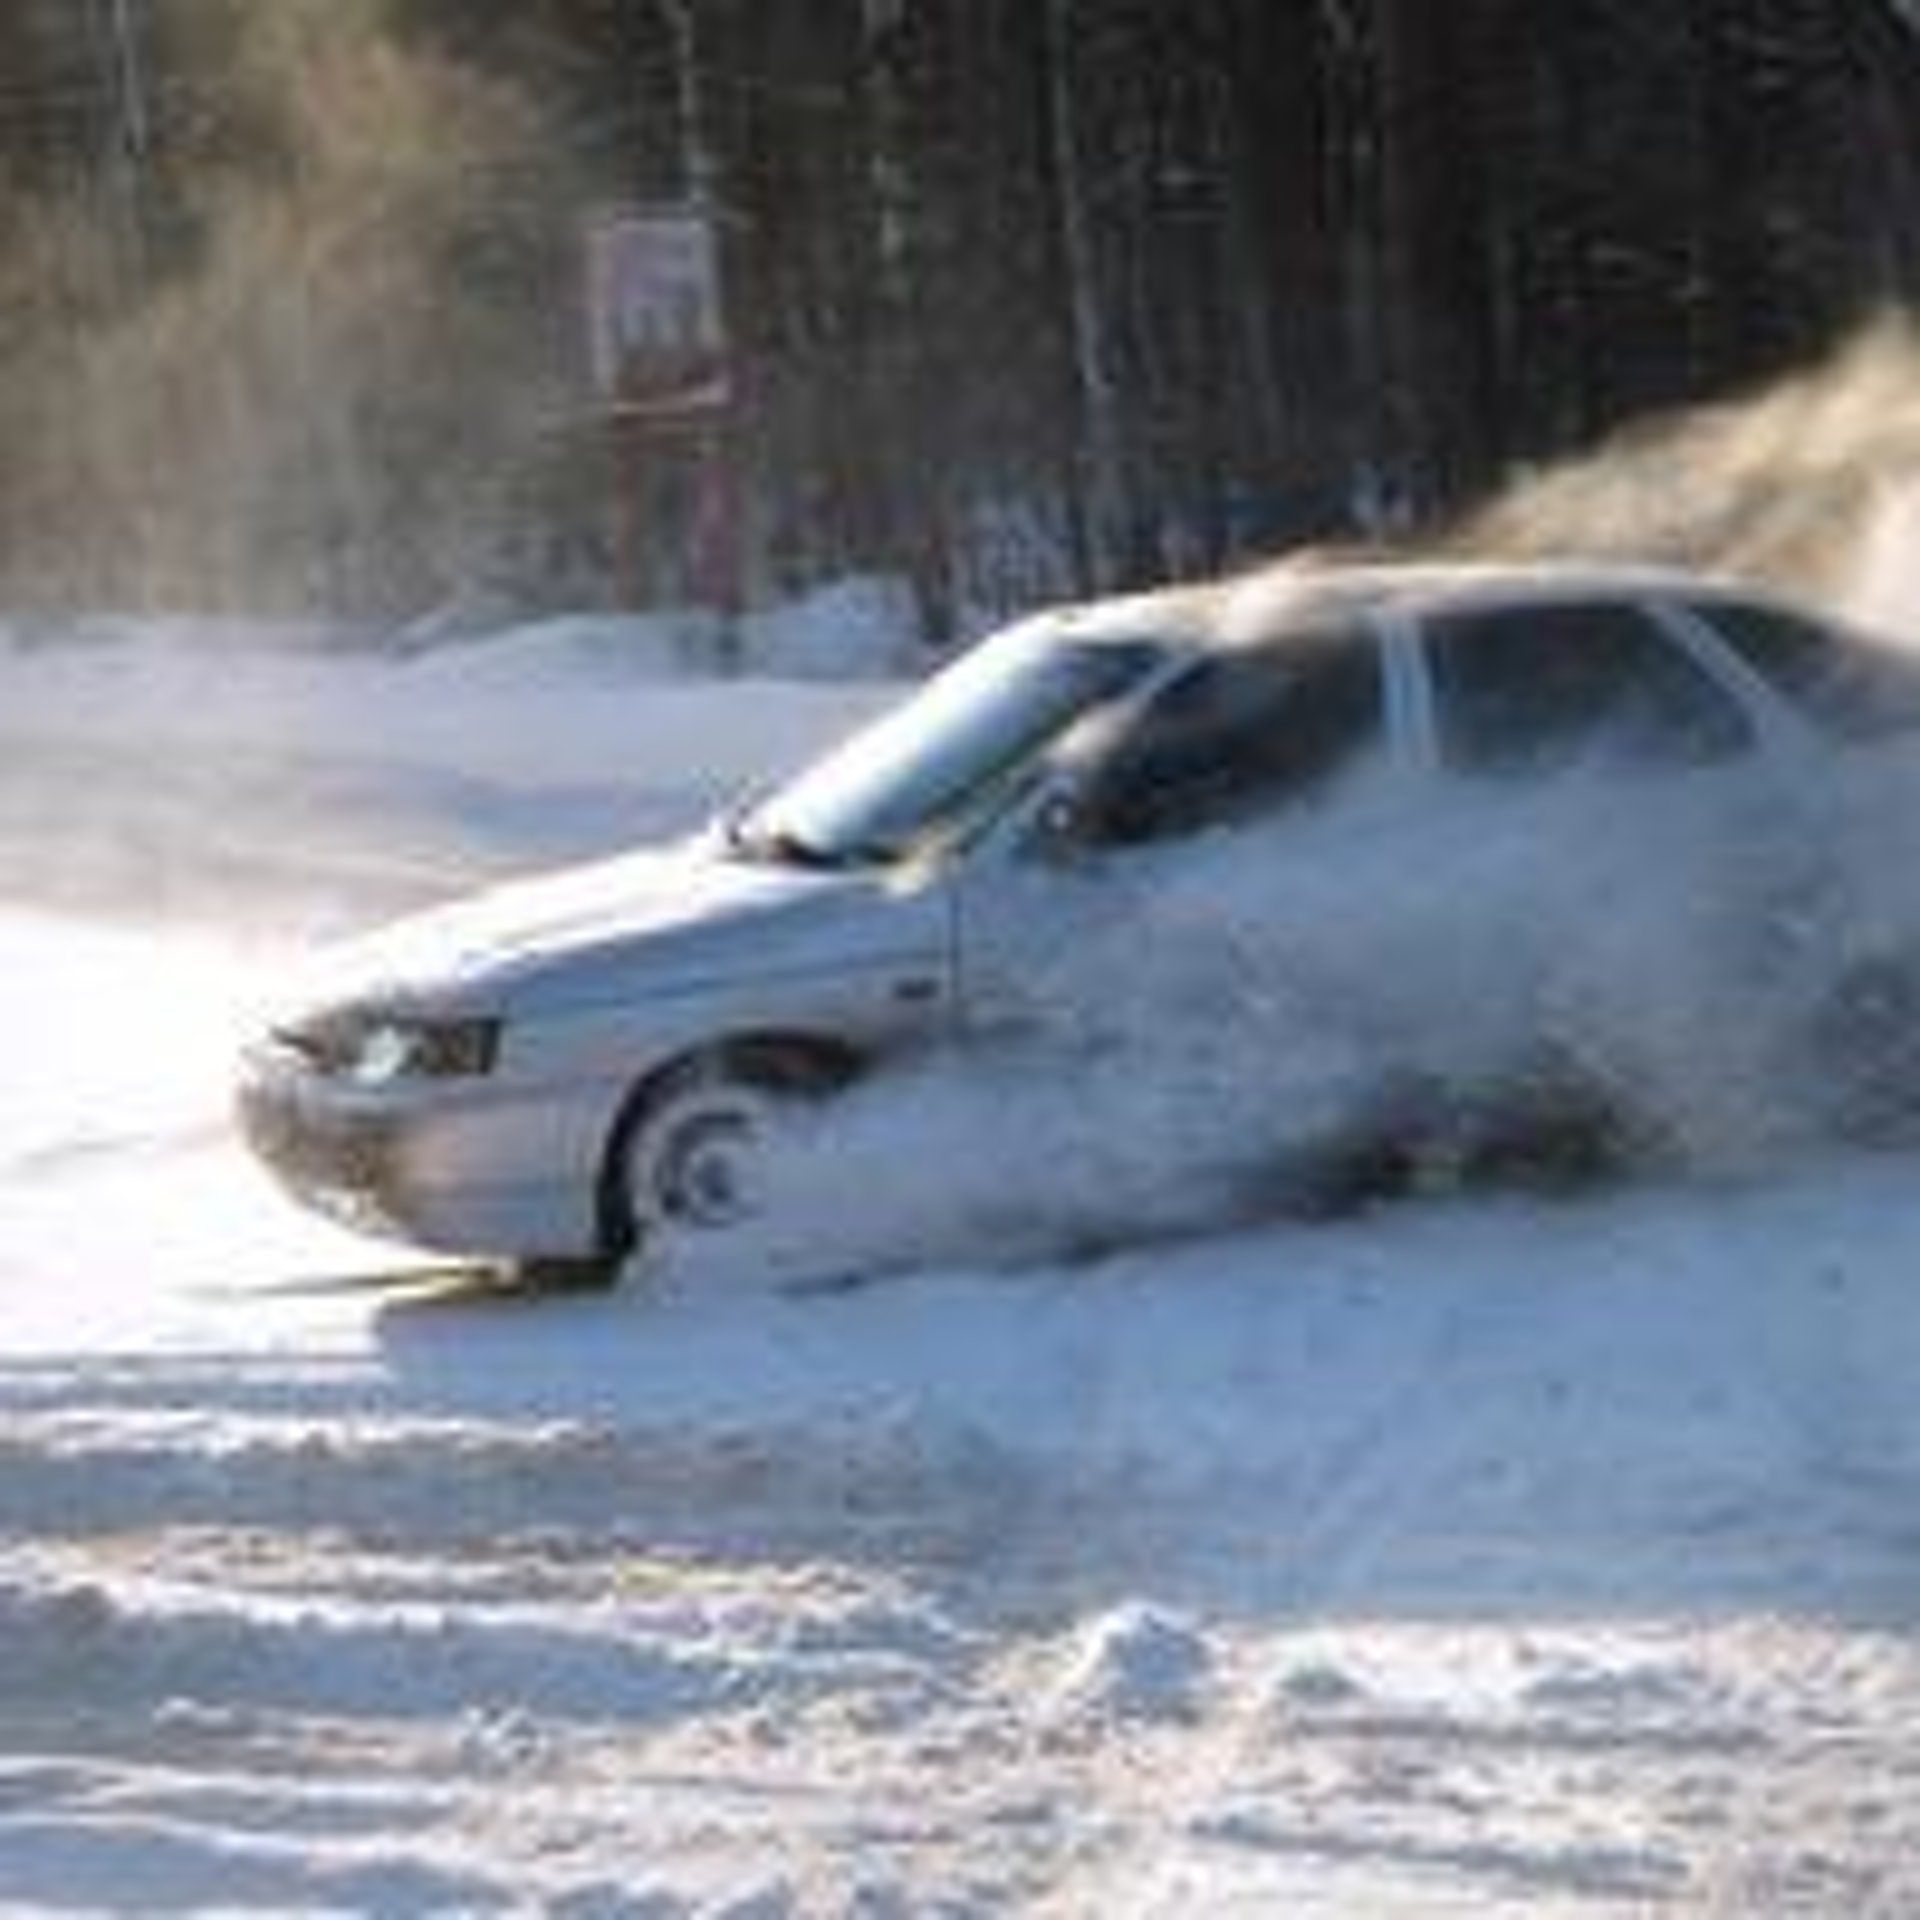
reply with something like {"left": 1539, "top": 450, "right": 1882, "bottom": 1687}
{"left": 6, "top": 613, "right": 1920, "bottom": 1914}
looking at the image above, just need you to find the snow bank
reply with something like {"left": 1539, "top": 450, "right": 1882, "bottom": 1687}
{"left": 0, "top": 602, "right": 897, "bottom": 791}
{"left": 0, "top": 598, "right": 894, "bottom": 928}
{"left": 740, "top": 573, "right": 926, "bottom": 679}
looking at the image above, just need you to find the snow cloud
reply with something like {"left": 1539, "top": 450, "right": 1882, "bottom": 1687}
{"left": 1448, "top": 316, "right": 1920, "bottom": 636}
{"left": 0, "top": 0, "right": 580, "bottom": 616}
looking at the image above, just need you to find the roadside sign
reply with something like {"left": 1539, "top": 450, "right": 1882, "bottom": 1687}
{"left": 585, "top": 206, "right": 730, "bottom": 414}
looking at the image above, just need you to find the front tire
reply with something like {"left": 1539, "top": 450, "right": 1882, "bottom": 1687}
{"left": 625, "top": 1064, "right": 780, "bottom": 1233}
{"left": 601, "top": 1042, "right": 857, "bottom": 1274}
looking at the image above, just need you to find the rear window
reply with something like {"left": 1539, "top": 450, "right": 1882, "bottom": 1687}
{"left": 1700, "top": 600, "right": 1920, "bottom": 739}
{"left": 1427, "top": 600, "right": 1751, "bottom": 775}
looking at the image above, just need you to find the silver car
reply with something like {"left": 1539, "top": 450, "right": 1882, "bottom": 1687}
{"left": 238, "top": 561, "right": 1920, "bottom": 1284}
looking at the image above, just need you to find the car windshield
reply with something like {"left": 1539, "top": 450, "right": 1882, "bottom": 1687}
{"left": 729, "top": 630, "right": 1164, "bottom": 868}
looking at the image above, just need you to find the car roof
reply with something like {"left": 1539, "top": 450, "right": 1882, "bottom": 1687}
{"left": 1033, "top": 557, "right": 1803, "bottom": 657}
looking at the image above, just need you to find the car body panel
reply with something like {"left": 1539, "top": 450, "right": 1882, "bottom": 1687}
{"left": 242, "top": 841, "right": 958, "bottom": 1254}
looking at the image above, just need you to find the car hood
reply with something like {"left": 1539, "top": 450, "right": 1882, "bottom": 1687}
{"left": 277, "top": 840, "right": 936, "bottom": 1020}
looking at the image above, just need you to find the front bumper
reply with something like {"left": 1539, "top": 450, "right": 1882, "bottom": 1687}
{"left": 237, "top": 1013, "right": 659, "bottom": 1260}
{"left": 236, "top": 1040, "right": 435, "bottom": 1246}
{"left": 237, "top": 1035, "right": 609, "bottom": 1258}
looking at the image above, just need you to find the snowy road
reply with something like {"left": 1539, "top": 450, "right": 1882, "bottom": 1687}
{"left": 6, "top": 629, "right": 1920, "bottom": 1912}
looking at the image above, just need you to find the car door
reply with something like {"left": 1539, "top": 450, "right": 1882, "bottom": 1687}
{"left": 950, "top": 624, "right": 1393, "bottom": 1032}
{"left": 1410, "top": 593, "right": 1812, "bottom": 1084}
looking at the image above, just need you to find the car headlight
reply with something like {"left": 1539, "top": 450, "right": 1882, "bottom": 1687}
{"left": 279, "top": 1010, "right": 502, "bottom": 1085}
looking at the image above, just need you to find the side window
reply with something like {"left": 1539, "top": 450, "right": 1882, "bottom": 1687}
{"left": 1082, "top": 634, "right": 1383, "bottom": 846}
{"left": 1703, "top": 599, "right": 1920, "bottom": 739}
{"left": 1427, "top": 601, "right": 1751, "bottom": 776}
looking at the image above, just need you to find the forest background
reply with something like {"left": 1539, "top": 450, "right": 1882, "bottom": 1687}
{"left": 2, "top": 0, "right": 1917, "bottom": 639}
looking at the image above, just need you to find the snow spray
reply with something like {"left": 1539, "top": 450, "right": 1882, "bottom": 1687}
{"left": 740, "top": 323, "right": 1920, "bottom": 1282}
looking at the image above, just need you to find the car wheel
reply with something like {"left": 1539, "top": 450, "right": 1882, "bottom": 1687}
{"left": 1281, "top": 1061, "right": 1650, "bottom": 1213}
{"left": 604, "top": 1043, "right": 857, "bottom": 1269}
{"left": 1459, "top": 1047, "right": 1663, "bottom": 1192}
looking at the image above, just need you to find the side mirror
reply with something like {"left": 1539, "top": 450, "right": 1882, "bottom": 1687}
{"left": 1021, "top": 787, "right": 1092, "bottom": 865}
